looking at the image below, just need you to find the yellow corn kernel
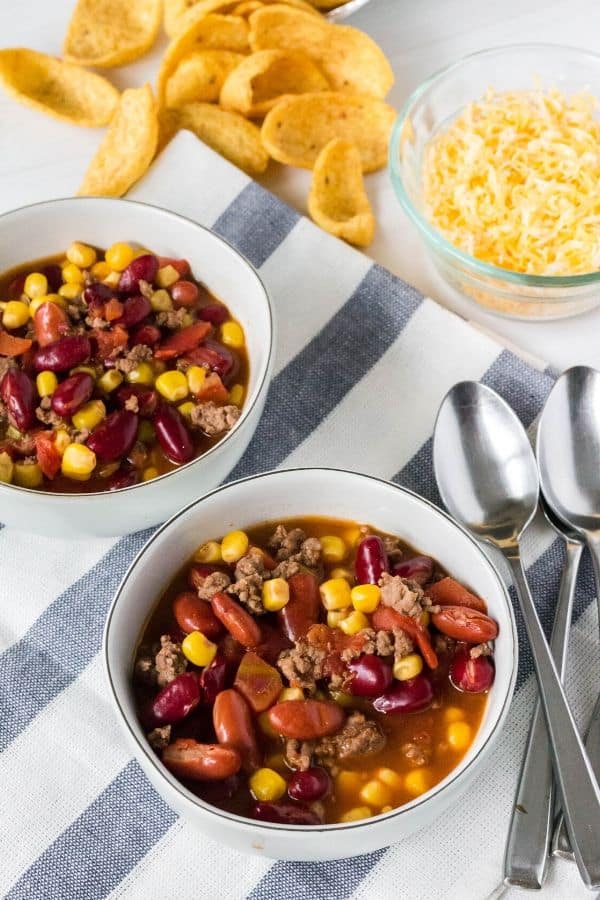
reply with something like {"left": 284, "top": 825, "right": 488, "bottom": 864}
{"left": 58, "top": 282, "right": 82, "bottom": 300}
{"left": 137, "top": 420, "right": 155, "bottom": 444}
{"left": 127, "top": 362, "right": 155, "bottom": 386}
{"left": 420, "top": 610, "right": 430, "bottom": 627}
{"left": 181, "top": 630, "right": 217, "bottom": 667}
{"left": 142, "top": 466, "right": 158, "bottom": 482}
{"left": 340, "top": 806, "right": 372, "bottom": 823}
{"left": 54, "top": 429, "right": 71, "bottom": 455}
{"left": 327, "top": 609, "right": 348, "bottom": 628}
{"left": 29, "top": 294, "right": 65, "bottom": 317}
{"left": 91, "top": 260, "right": 111, "bottom": 281}
{"left": 229, "top": 383, "right": 244, "bottom": 407}
{"left": 376, "top": 768, "right": 403, "bottom": 790}
{"left": 62, "top": 262, "right": 84, "bottom": 284}
{"left": 220, "top": 320, "right": 244, "bottom": 349}
{"left": 342, "top": 525, "right": 362, "bottom": 547}
{"left": 186, "top": 366, "right": 207, "bottom": 396}
{"left": 150, "top": 289, "right": 173, "bottom": 312}
{"left": 339, "top": 609, "right": 370, "bottom": 635}
{"left": 72, "top": 400, "right": 106, "bottom": 432}
{"left": 66, "top": 241, "right": 96, "bottom": 269}
{"left": 134, "top": 247, "right": 152, "bottom": 259}
{"left": 70, "top": 365, "right": 98, "bottom": 379}
{"left": 61, "top": 443, "right": 96, "bottom": 480}
{"left": 177, "top": 401, "right": 195, "bottom": 418}
{"left": 179, "top": 312, "right": 194, "bottom": 328}
{"left": 278, "top": 687, "right": 304, "bottom": 702}
{"left": 156, "top": 264, "right": 180, "bottom": 288}
{"left": 13, "top": 461, "right": 43, "bottom": 488}
{"left": 444, "top": 706, "right": 464, "bottom": 724}
{"left": 221, "top": 529, "right": 249, "bottom": 563}
{"left": 320, "top": 535, "right": 347, "bottom": 564}
{"left": 393, "top": 653, "right": 423, "bottom": 682}
{"left": 250, "top": 768, "right": 287, "bottom": 802}
{"left": 447, "top": 721, "right": 472, "bottom": 751}
{"left": 330, "top": 566, "right": 354, "bottom": 583}
{"left": 155, "top": 370, "right": 188, "bottom": 402}
{"left": 258, "top": 711, "right": 279, "bottom": 738}
{"left": 103, "top": 270, "right": 121, "bottom": 289}
{"left": 2, "top": 300, "right": 30, "bottom": 329}
{"left": 194, "top": 540, "right": 222, "bottom": 564}
{"left": 360, "top": 779, "right": 392, "bottom": 808}
{"left": 262, "top": 578, "right": 290, "bottom": 612}
{"left": 0, "top": 451, "right": 14, "bottom": 484}
{"left": 328, "top": 690, "right": 354, "bottom": 708}
{"left": 381, "top": 805, "right": 393, "bottom": 813}
{"left": 97, "top": 369, "right": 124, "bottom": 393}
{"left": 36, "top": 371, "right": 58, "bottom": 398}
{"left": 336, "top": 771, "right": 364, "bottom": 796}
{"left": 319, "top": 577, "right": 351, "bottom": 611}
{"left": 24, "top": 272, "right": 48, "bottom": 299}
{"left": 404, "top": 768, "right": 432, "bottom": 797}
{"left": 98, "top": 461, "right": 119, "bottom": 479}
{"left": 105, "top": 242, "right": 134, "bottom": 271}
{"left": 351, "top": 583, "right": 381, "bottom": 614}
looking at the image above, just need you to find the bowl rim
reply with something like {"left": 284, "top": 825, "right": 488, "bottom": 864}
{"left": 0, "top": 196, "right": 274, "bottom": 501}
{"left": 389, "top": 41, "right": 600, "bottom": 289}
{"left": 103, "top": 466, "right": 518, "bottom": 835}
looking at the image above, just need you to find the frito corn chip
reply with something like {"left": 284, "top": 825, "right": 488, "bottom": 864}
{"left": 0, "top": 48, "right": 119, "bottom": 127}
{"left": 79, "top": 85, "right": 158, "bottom": 196}
{"left": 166, "top": 50, "right": 244, "bottom": 106}
{"left": 308, "top": 139, "right": 375, "bottom": 246}
{"left": 261, "top": 92, "right": 395, "bottom": 172}
{"left": 220, "top": 49, "right": 328, "bottom": 117}
{"left": 161, "top": 102, "right": 269, "bottom": 174}
{"left": 63, "top": 0, "right": 161, "bottom": 68}
{"left": 164, "top": 0, "right": 317, "bottom": 38}
{"left": 249, "top": 6, "right": 394, "bottom": 98}
{"left": 232, "top": 1, "right": 264, "bottom": 14}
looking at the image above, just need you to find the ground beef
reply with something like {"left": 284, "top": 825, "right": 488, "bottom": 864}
{"left": 85, "top": 315, "right": 110, "bottom": 330}
{"left": 393, "top": 628, "right": 415, "bottom": 660}
{"left": 402, "top": 732, "right": 432, "bottom": 767}
{"left": 124, "top": 395, "right": 139, "bottom": 413}
{"left": 72, "top": 428, "right": 90, "bottom": 444}
{"left": 189, "top": 402, "right": 240, "bottom": 436}
{"left": 470, "top": 641, "right": 493, "bottom": 659}
{"left": 138, "top": 279, "right": 154, "bottom": 300}
{"left": 268, "top": 525, "right": 322, "bottom": 570}
{"left": 434, "top": 633, "right": 456, "bottom": 655}
{"left": 300, "top": 537, "right": 321, "bottom": 568}
{"left": 374, "top": 629, "right": 395, "bottom": 657}
{"left": 285, "top": 739, "right": 315, "bottom": 771}
{"left": 383, "top": 535, "right": 404, "bottom": 563}
{"left": 379, "top": 572, "right": 426, "bottom": 619}
{"left": 156, "top": 308, "right": 188, "bottom": 329}
{"left": 0, "top": 357, "right": 15, "bottom": 382}
{"left": 134, "top": 655, "right": 155, "bottom": 685}
{"left": 115, "top": 344, "right": 153, "bottom": 374}
{"left": 155, "top": 635, "right": 187, "bottom": 687}
{"left": 67, "top": 303, "right": 84, "bottom": 321}
{"left": 35, "top": 399, "right": 65, "bottom": 428}
{"left": 269, "top": 525, "right": 305, "bottom": 560}
{"left": 340, "top": 629, "right": 374, "bottom": 663}
{"left": 196, "top": 570, "right": 231, "bottom": 601}
{"left": 147, "top": 725, "right": 172, "bottom": 751}
{"left": 277, "top": 640, "right": 325, "bottom": 694}
{"left": 315, "top": 712, "right": 386, "bottom": 763}
{"left": 227, "top": 549, "right": 267, "bottom": 614}
{"left": 0, "top": 398, "right": 6, "bottom": 424}
{"left": 272, "top": 558, "right": 302, "bottom": 580}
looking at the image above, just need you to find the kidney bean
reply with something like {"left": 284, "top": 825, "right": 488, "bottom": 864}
{"left": 278, "top": 572, "right": 321, "bottom": 642}
{"left": 33, "top": 335, "right": 91, "bottom": 372}
{"left": 83, "top": 282, "right": 114, "bottom": 309}
{"left": 347, "top": 654, "right": 393, "bottom": 697}
{"left": 106, "top": 467, "right": 139, "bottom": 490}
{"left": 288, "top": 767, "right": 331, "bottom": 803}
{"left": 173, "top": 590, "right": 222, "bottom": 639}
{"left": 51, "top": 372, "right": 94, "bottom": 418}
{"left": 393, "top": 556, "right": 434, "bottom": 586}
{"left": 432, "top": 606, "right": 498, "bottom": 643}
{"left": 86, "top": 409, "right": 138, "bottom": 462}
{"left": 42, "top": 264, "right": 62, "bottom": 293}
{"left": 8, "top": 273, "right": 26, "bottom": 296}
{"left": 267, "top": 700, "right": 344, "bottom": 740}
{"left": 162, "top": 738, "right": 241, "bottom": 782}
{"left": 198, "top": 303, "right": 228, "bottom": 326}
{"left": 199, "top": 653, "right": 229, "bottom": 705}
{"left": 116, "top": 384, "right": 158, "bottom": 418}
{"left": 449, "top": 649, "right": 495, "bottom": 693}
{"left": 251, "top": 801, "right": 321, "bottom": 826}
{"left": 118, "top": 254, "right": 158, "bottom": 294}
{"left": 150, "top": 672, "right": 201, "bottom": 726}
{"left": 213, "top": 688, "right": 261, "bottom": 771}
{"left": 373, "top": 674, "right": 434, "bottom": 715}
{"left": 153, "top": 404, "right": 194, "bottom": 465}
{"left": 211, "top": 592, "right": 262, "bottom": 648}
{"left": 234, "top": 651, "right": 282, "bottom": 713}
{"left": 34, "top": 301, "right": 70, "bottom": 347}
{"left": 254, "top": 621, "right": 293, "bottom": 666}
{"left": 184, "top": 339, "right": 237, "bottom": 380}
{"left": 355, "top": 536, "right": 389, "bottom": 585}
{"left": 158, "top": 256, "right": 190, "bottom": 278}
{"left": 0, "top": 369, "right": 36, "bottom": 431}
{"left": 171, "top": 280, "right": 199, "bottom": 308}
{"left": 117, "top": 294, "right": 151, "bottom": 329}
{"left": 426, "top": 577, "right": 487, "bottom": 613}
{"left": 131, "top": 323, "right": 161, "bottom": 347}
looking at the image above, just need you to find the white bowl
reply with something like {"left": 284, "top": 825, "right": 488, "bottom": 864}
{"left": 104, "top": 468, "right": 517, "bottom": 861}
{"left": 0, "top": 197, "right": 274, "bottom": 537}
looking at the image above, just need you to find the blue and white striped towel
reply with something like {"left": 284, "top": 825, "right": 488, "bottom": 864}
{"left": 1, "top": 133, "right": 598, "bottom": 900}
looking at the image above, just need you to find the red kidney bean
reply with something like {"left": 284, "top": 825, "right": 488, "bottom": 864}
{"left": 33, "top": 335, "right": 91, "bottom": 372}
{"left": 8, "top": 273, "right": 26, "bottom": 296}
{"left": 116, "top": 384, "right": 158, "bottom": 418}
{"left": 158, "top": 256, "right": 190, "bottom": 278}
{"left": 150, "top": 672, "right": 201, "bottom": 726}
{"left": 355, "top": 535, "right": 389, "bottom": 585}
{"left": 34, "top": 302, "right": 71, "bottom": 348}
{"left": 118, "top": 254, "right": 158, "bottom": 294}
{"left": 213, "top": 688, "right": 261, "bottom": 771}
{"left": 106, "top": 467, "right": 139, "bottom": 490}
{"left": 393, "top": 556, "right": 434, "bottom": 586}
{"left": 288, "top": 767, "right": 331, "bottom": 803}
{"left": 254, "top": 621, "right": 293, "bottom": 666}
{"left": 171, "top": 280, "right": 199, "bottom": 308}
{"left": 199, "top": 653, "right": 229, "bottom": 705}
{"left": 211, "top": 592, "right": 262, "bottom": 648}
{"left": 449, "top": 649, "right": 495, "bottom": 693}
{"left": 0, "top": 369, "right": 36, "bottom": 431}
{"left": 51, "top": 372, "right": 94, "bottom": 418}
{"left": 83, "top": 282, "right": 114, "bottom": 309}
{"left": 42, "top": 264, "right": 62, "bottom": 293}
{"left": 118, "top": 294, "right": 151, "bottom": 328}
{"left": 250, "top": 802, "right": 321, "bottom": 825}
{"left": 198, "top": 304, "right": 228, "bottom": 326}
{"left": 426, "top": 577, "right": 488, "bottom": 613}
{"left": 373, "top": 674, "right": 434, "bottom": 715}
{"left": 153, "top": 404, "right": 194, "bottom": 464}
{"left": 162, "top": 738, "right": 241, "bottom": 782}
{"left": 278, "top": 572, "right": 321, "bottom": 642}
{"left": 432, "top": 607, "right": 498, "bottom": 643}
{"left": 185, "top": 340, "right": 237, "bottom": 380}
{"left": 86, "top": 409, "right": 138, "bottom": 462}
{"left": 173, "top": 591, "right": 222, "bottom": 639}
{"left": 131, "top": 323, "right": 161, "bottom": 347}
{"left": 347, "top": 654, "right": 393, "bottom": 697}
{"left": 267, "top": 700, "right": 344, "bottom": 740}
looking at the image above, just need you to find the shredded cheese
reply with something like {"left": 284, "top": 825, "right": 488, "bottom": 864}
{"left": 423, "top": 88, "right": 600, "bottom": 276}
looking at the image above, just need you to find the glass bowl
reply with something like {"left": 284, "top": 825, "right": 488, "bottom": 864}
{"left": 389, "top": 44, "right": 600, "bottom": 321}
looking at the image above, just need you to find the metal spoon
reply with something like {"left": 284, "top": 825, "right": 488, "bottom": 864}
{"left": 434, "top": 380, "right": 600, "bottom": 891}
{"left": 325, "top": 0, "right": 372, "bottom": 21}
{"left": 504, "top": 499, "right": 584, "bottom": 889}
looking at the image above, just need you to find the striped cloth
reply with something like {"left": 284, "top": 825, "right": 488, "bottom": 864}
{"left": 1, "top": 133, "right": 598, "bottom": 900}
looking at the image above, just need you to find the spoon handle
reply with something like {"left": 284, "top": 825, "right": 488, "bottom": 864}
{"left": 504, "top": 539, "right": 583, "bottom": 889}
{"left": 506, "top": 552, "right": 600, "bottom": 891}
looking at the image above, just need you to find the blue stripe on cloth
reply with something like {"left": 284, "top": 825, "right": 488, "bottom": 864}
{"left": 481, "top": 349, "right": 555, "bottom": 425}
{"left": 6, "top": 760, "right": 176, "bottom": 900}
{"left": 247, "top": 850, "right": 388, "bottom": 900}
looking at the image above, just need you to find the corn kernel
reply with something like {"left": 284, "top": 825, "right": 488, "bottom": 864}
{"left": 393, "top": 653, "right": 423, "bottom": 682}
{"left": 156, "top": 264, "right": 180, "bottom": 288}
{"left": 13, "top": 460, "right": 43, "bottom": 488}
{"left": 29, "top": 294, "right": 65, "bottom": 316}
{"left": 220, "top": 320, "right": 244, "bottom": 349}
{"left": 177, "top": 401, "right": 195, "bottom": 418}
{"left": 66, "top": 241, "right": 96, "bottom": 269}
{"left": 376, "top": 768, "right": 403, "bottom": 790}
{"left": 404, "top": 769, "right": 432, "bottom": 797}
{"left": 328, "top": 690, "right": 354, "bottom": 707}
{"left": 137, "top": 420, "right": 155, "bottom": 443}
{"left": 327, "top": 609, "right": 348, "bottom": 628}
{"left": 447, "top": 721, "right": 472, "bottom": 751}
{"left": 360, "top": 779, "right": 392, "bottom": 808}
{"left": 339, "top": 609, "right": 370, "bottom": 635}
{"left": 35, "top": 371, "right": 57, "bottom": 398}
{"left": 258, "top": 711, "right": 279, "bottom": 738}
{"left": 194, "top": 540, "right": 222, "bottom": 564}
{"left": 105, "top": 242, "right": 134, "bottom": 271}
{"left": 229, "top": 383, "right": 244, "bottom": 406}
{"left": 320, "top": 535, "right": 346, "bottom": 564}
{"left": 24, "top": 272, "right": 48, "bottom": 299}
{"left": 221, "top": 529, "right": 249, "bottom": 563}
{"left": 62, "top": 262, "right": 84, "bottom": 284}
{"left": 98, "top": 461, "right": 120, "bottom": 478}
{"left": 58, "top": 283, "right": 82, "bottom": 300}
{"left": 340, "top": 806, "right": 372, "bottom": 823}
{"left": 103, "top": 270, "right": 121, "bottom": 289}
{"left": 127, "top": 362, "right": 155, "bottom": 386}
{"left": 250, "top": 768, "right": 287, "bottom": 802}
{"left": 150, "top": 289, "right": 173, "bottom": 312}
{"left": 278, "top": 687, "right": 304, "bottom": 702}
{"left": 336, "top": 771, "right": 364, "bottom": 796}
{"left": 91, "top": 260, "right": 111, "bottom": 280}
{"left": 155, "top": 370, "right": 188, "bottom": 402}
{"left": 181, "top": 630, "right": 217, "bottom": 667}
{"left": 319, "top": 577, "right": 351, "bottom": 611}
{"left": 262, "top": 577, "right": 290, "bottom": 612}
{"left": 133, "top": 247, "right": 152, "bottom": 259}
{"left": 72, "top": 400, "right": 106, "bottom": 432}
{"left": 330, "top": 566, "right": 354, "bottom": 582}
{"left": 351, "top": 583, "right": 381, "bottom": 614}
{"left": 97, "top": 369, "right": 124, "bottom": 393}
{"left": 444, "top": 706, "right": 464, "bottom": 723}
{"left": 420, "top": 611, "right": 430, "bottom": 627}
{"left": 142, "top": 466, "right": 158, "bottom": 481}
{"left": 54, "top": 429, "right": 71, "bottom": 455}
{"left": 70, "top": 365, "right": 98, "bottom": 379}
{"left": 2, "top": 300, "right": 30, "bottom": 329}
{"left": 61, "top": 443, "right": 96, "bottom": 480}
{"left": 0, "top": 451, "right": 14, "bottom": 484}
{"left": 381, "top": 805, "right": 393, "bottom": 813}
{"left": 343, "top": 525, "right": 363, "bottom": 546}
{"left": 186, "top": 365, "right": 206, "bottom": 396}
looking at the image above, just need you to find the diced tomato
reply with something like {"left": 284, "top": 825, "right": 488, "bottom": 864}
{"left": 233, "top": 651, "right": 282, "bottom": 713}
{"left": 194, "top": 372, "right": 229, "bottom": 403}
{"left": 104, "top": 298, "right": 124, "bottom": 322}
{"left": 0, "top": 331, "right": 32, "bottom": 357}
{"left": 372, "top": 606, "right": 438, "bottom": 669}
{"left": 154, "top": 321, "right": 212, "bottom": 360}
{"left": 93, "top": 324, "right": 129, "bottom": 359}
{"left": 34, "top": 432, "right": 62, "bottom": 479}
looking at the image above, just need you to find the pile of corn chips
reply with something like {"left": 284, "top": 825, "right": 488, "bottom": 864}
{"left": 0, "top": 0, "right": 395, "bottom": 247}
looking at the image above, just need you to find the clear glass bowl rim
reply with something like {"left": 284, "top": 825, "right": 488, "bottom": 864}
{"left": 389, "top": 42, "right": 600, "bottom": 289}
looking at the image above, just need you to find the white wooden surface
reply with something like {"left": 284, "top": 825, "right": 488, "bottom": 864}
{"left": 1, "top": 0, "right": 600, "bottom": 370}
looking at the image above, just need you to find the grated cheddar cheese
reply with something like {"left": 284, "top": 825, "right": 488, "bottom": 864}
{"left": 423, "top": 88, "right": 600, "bottom": 276}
